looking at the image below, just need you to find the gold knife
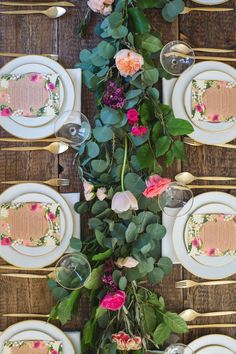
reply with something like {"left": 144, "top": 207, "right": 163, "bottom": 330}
{"left": 0, "top": 265, "right": 55, "bottom": 271}
{"left": 0, "top": 53, "right": 58, "bottom": 60}
{"left": 189, "top": 185, "right": 236, "bottom": 190}
{"left": 188, "top": 323, "right": 236, "bottom": 329}
{"left": 0, "top": 273, "right": 48, "bottom": 279}
{"left": 2, "top": 313, "right": 50, "bottom": 318}
{"left": 0, "top": 2, "right": 75, "bottom": 7}
{"left": 0, "top": 137, "right": 71, "bottom": 143}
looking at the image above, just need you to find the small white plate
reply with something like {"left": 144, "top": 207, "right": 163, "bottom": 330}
{"left": 184, "top": 70, "right": 235, "bottom": 133}
{"left": 187, "top": 334, "right": 236, "bottom": 353}
{"left": 172, "top": 192, "right": 236, "bottom": 279}
{"left": 9, "top": 63, "right": 64, "bottom": 128}
{"left": 11, "top": 192, "right": 66, "bottom": 257}
{"left": 184, "top": 202, "right": 235, "bottom": 267}
{"left": 11, "top": 330, "right": 52, "bottom": 341}
{"left": 191, "top": 0, "right": 229, "bottom": 4}
{"left": 0, "top": 320, "right": 74, "bottom": 353}
{"left": 172, "top": 61, "right": 236, "bottom": 144}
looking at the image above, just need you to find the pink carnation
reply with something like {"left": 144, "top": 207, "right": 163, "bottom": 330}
{"left": 143, "top": 175, "right": 171, "bottom": 199}
{"left": 127, "top": 109, "right": 139, "bottom": 125}
{"left": 100, "top": 290, "right": 126, "bottom": 311}
{"left": 131, "top": 125, "right": 148, "bottom": 137}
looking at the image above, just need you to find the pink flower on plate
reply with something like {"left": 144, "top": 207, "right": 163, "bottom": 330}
{"left": 23, "top": 240, "right": 31, "bottom": 246}
{"left": 100, "top": 290, "right": 126, "bottom": 311}
{"left": 48, "top": 82, "right": 56, "bottom": 91}
{"left": 131, "top": 125, "right": 148, "bottom": 137}
{"left": 1, "top": 237, "right": 11, "bottom": 246}
{"left": 208, "top": 248, "right": 217, "bottom": 256}
{"left": 195, "top": 103, "right": 206, "bottom": 113}
{"left": 1, "top": 107, "right": 11, "bottom": 117}
{"left": 115, "top": 49, "right": 144, "bottom": 77}
{"left": 111, "top": 191, "right": 138, "bottom": 214}
{"left": 0, "top": 92, "right": 9, "bottom": 103}
{"left": 127, "top": 109, "right": 139, "bottom": 125}
{"left": 51, "top": 350, "right": 58, "bottom": 354}
{"left": 48, "top": 211, "right": 56, "bottom": 221}
{"left": 29, "top": 73, "right": 42, "bottom": 82}
{"left": 1, "top": 222, "right": 8, "bottom": 231}
{"left": 112, "top": 331, "right": 142, "bottom": 351}
{"left": 30, "top": 203, "right": 42, "bottom": 212}
{"left": 33, "top": 341, "right": 42, "bottom": 348}
{"left": 209, "top": 114, "right": 220, "bottom": 123}
{"left": 143, "top": 175, "right": 171, "bottom": 199}
{"left": 192, "top": 238, "right": 202, "bottom": 248}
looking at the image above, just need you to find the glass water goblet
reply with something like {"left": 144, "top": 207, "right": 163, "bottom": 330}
{"left": 160, "top": 40, "right": 195, "bottom": 76}
{"left": 55, "top": 253, "right": 91, "bottom": 290}
{"left": 54, "top": 110, "right": 91, "bottom": 147}
{"left": 164, "top": 343, "right": 194, "bottom": 354}
{"left": 158, "top": 182, "right": 194, "bottom": 217}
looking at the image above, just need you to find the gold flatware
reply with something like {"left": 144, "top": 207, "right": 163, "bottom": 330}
{"left": 165, "top": 51, "right": 236, "bottom": 62}
{"left": 188, "top": 323, "right": 236, "bottom": 329}
{"left": 180, "top": 308, "right": 236, "bottom": 322}
{"left": 181, "top": 6, "right": 233, "bottom": 14}
{"left": 189, "top": 184, "right": 236, "bottom": 190}
{"left": 0, "top": 1, "right": 74, "bottom": 6}
{"left": 175, "top": 172, "right": 236, "bottom": 185}
{"left": 0, "top": 142, "right": 69, "bottom": 155}
{"left": 171, "top": 43, "right": 235, "bottom": 54}
{"left": 1, "top": 178, "right": 70, "bottom": 187}
{"left": 0, "top": 53, "right": 58, "bottom": 60}
{"left": 0, "top": 273, "right": 48, "bottom": 279}
{"left": 0, "top": 265, "right": 55, "bottom": 272}
{"left": 2, "top": 313, "right": 50, "bottom": 318}
{"left": 0, "top": 137, "right": 71, "bottom": 143}
{"left": 176, "top": 279, "right": 236, "bottom": 289}
{"left": 184, "top": 137, "right": 236, "bottom": 149}
{"left": 0, "top": 6, "right": 66, "bottom": 18}
{"left": 191, "top": 0, "right": 229, "bottom": 4}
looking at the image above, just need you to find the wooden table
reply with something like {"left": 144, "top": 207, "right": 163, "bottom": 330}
{"left": 0, "top": 0, "right": 235, "bottom": 346}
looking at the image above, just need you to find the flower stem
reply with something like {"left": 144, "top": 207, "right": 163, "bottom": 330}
{"left": 121, "top": 135, "right": 128, "bottom": 192}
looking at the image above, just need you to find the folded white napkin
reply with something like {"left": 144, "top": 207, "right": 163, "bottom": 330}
{"left": 67, "top": 68, "right": 82, "bottom": 113}
{"left": 62, "top": 193, "right": 80, "bottom": 252}
{"left": 65, "top": 331, "right": 81, "bottom": 354}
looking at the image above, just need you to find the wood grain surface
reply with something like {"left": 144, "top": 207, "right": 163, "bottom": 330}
{"left": 0, "top": 0, "right": 235, "bottom": 348}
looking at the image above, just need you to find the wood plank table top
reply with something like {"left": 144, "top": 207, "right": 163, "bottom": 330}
{"left": 0, "top": 0, "right": 235, "bottom": 347}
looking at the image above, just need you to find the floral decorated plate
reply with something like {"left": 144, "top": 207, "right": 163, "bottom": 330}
{"left": 186, "top": 334, "right": 236, "bottom": 353}
{"left": 10, "top": 192, "right": 66, "bottom": 257}
{"left": 184, "top": 202, "right": 235, "bottom": 268}
{"left": 184, "top": 70, "right": 235, "bottom": 133}
{"left": 172, "top": 192, "right": 236, "bottom": 279}
{"left": 0, "top": 183, "right": 73, "bottom": 268}
{"left": 8, "top": 63, "right": 64, "bottom": 128}
{"left": 172, "top": 61, "right": 236, "bottom": 144}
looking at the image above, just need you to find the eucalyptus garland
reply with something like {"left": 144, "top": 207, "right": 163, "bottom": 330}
{"left": 48, "top": 0, "right": 193, "bottom": 353}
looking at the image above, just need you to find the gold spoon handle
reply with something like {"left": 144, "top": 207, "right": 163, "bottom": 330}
{"left": 200, "top": 280, "right": 236, "bottom": 286}
{"left": 190, "top": 7, "right": 233, "bottom": 11}
{"left": 0, "top": 10, "right": 44, "bottom": 14}
{"left": 189, "top": 184, "right": 236, "bottom": 189}
{"left": 196, "top": 176, "right": 236, "bottom": 181}
{"left": 188, "top": 323, "right": 236, "bottom": 329}
{"left": 2, "top": 313, "right": 50, "bottom": 318}
{"left": 1, "top": 1, "right": 74, "bottom": 6}
{"left": 0, "top": 265, "right": 55, "bottom": 271}
{"left": 200, "top": 310, "right": 236, "bottom": 317}
{"left": 193, "top": 47, "right": 235, "bottom": 53}
{"left": 0, "top": 273, "right": 47, "bottom": 279}
{"left": 0, "top": 146, "right": 45, "bottom": 151}
{"left": 0, "top": 180, "right": 46, "bottom": 184}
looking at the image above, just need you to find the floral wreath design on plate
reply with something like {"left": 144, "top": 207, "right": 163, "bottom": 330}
{"left": 3, "top": 340, "right": 63, "bottom": 354}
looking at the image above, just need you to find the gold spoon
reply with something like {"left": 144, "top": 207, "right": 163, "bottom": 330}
{"left": 0, "top": 1, "right": 74, "bottom": 7}
{"left": 0, "top": 6, "right": 66, "bottom": 18}
{"left": 179, "top": 308, "right": 236, "bottom": 322}
{"left": 0, "top": 142, "right": 69, "bottom": 155}
{"left": 171, "top": 43, "right": 235, "bottom": 54}
{"left": 175, "top": 172, "right": 236, "bottom": 184}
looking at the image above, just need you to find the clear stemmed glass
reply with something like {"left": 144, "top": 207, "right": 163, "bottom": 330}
{"left": 160, "top": 40, "right": 195, "bottom": 76}
{"left": 54, "top": 110, "right": 91, "bottom": 147}
{"left": 164, "top": 343, "right": 194, "bottom": 354}
{"left": 158, "top": 182, "right": 194, "bottom": 217}
{"left": 55, "top": 253, "right": 91, "bottom": 290}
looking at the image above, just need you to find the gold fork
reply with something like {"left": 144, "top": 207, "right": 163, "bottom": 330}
{"left": 181, "top": 6, "right": 234, "bottom": 14}
{"left": 1, "top": 178, "right": 70, "bottom": 187}
{"left": 176, "top": 279, "right": 236, "bottom": 289}
{"left": 184, "top": 137, "right": 236, "bottom": 149}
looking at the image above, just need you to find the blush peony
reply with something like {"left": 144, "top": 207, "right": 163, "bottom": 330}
{"left": 143, "top": 174, "right": 171, "bottom": 199}
{"left": 87, "top": 0, "right": 114, "bottom": 16}
{"left": 111, "top": 191, "right": 138, "bottom": 214}
{"left": 112, "top": 331, "right": 142, "bottom": 350}
{"left": 100, "top": 290, "right": 126, "bottom": 311}
{"left": 115, "top": 49, "right": 144, "bottom": 77}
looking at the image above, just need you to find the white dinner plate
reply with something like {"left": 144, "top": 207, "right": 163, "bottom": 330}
{"left": 11, "top": 192, "right": 66, "bottom": 257}
{"left": 184, "top": 70, "right": 235, "bottom": 132}
{"left": 184, "top": 202, "right": 235, "bottom": 267}
{"left": 9, "top": 63, "right": 64, "bottom": 127}
{"left": 0, "top": 183, "right": 73, "bottom": 268}
{"left": 172, "top": 61, "right": 236, "bottom": 144}
{"left": 11, "top": 330, "right": 52, "bottom": 341}
{"left": 195, "top": 345, "right": 234, "bottom": 354}
{"left": 0, "top": 320, "right": 75, "bottom": 353}
{"left": 172, "top": 192, "right": 236, "bottom": 279}
{"left": 0, "top": 55, "right": 75, "bottom": 139}
{"left": 191, "top": 0, "right": 229, "bottom": 4}
{"left": 186, "top": 334, "right": 236, "bottom": 353}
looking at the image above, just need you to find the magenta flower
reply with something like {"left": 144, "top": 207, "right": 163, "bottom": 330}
{"left": 100, "top": 290, "right": 126, "bottom": 311}
{"left": 48, "top": 211, "right": 56, "bottom": 221}
{"left": 102, "top": 81, "right": 126, "bottom": 109}
{"left": 196, "top": 103, "right": 205, "bottom": 113}
{"left": 48, "top": 82, "right": 56, "bottom": 91}
{"left": 192, "top": 238, "right": 202, "bottom": 248}
{"left": 209, "top": 114, "right": 220, "bottom": 122}
{"left": 127, "top": 108, "right": 139, "bottom": 125}
{"left": 1, "top": 107, "right": 12, "bottom": 117}
{"left": 1, "top": 237, "right": 11, "bottom": 246}
{"left": 208, "top": 248, "right": 217, "bottom": 256}
{"left": 29, "top": 74, "right": 42, "bottom": 82}
{"left": 131, "top": 125, "right": 148, "bottom": 137}
{"left": 33, "top": 341, "right": 42, "bottom": 348}
{"left": 51, "top": 350, "right": 58, "bottom": 354}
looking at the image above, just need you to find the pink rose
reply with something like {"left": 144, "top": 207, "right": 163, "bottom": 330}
{"left": 51, "top": 350, "right": 58, "bottom": 354}
{"left": 111, "top": 191, "right": 138, "bottom": 214}
{"left": 33, "top": 341, "right": 42, "bottom": 348}
{"left": 209, "top": 114, "right": 220, "bottom": 122}
{"left": 29, "top": 74, "right": 42, "bottom": 82}
{"left": 131, "top": 125, "right": 148, "bottom": 137}
{"left": 127, "top": 109, "right": 139, "bottom": 125}
{"left": 0, "top": 92, "right": 9, "bottom": 103}
{"left": 143, "top": 175, "right": 171, "bottom": 199}
{"left": 115, "top": 257, "right": 139, "bottom": 269}
{"left": 48, "top": 82, "right": 56, "bottom": 91}
{"left": 192, "top": 238, "right": 202, "bottom": 248}
{"left": 30, "top": 203, "right": 42, "bottom": 211}
{"left": 115, "top": 49, "right": 144, "bottom": 77}
{"left": 195, "top": 103, "right": 205, "bottom": 113}
{"left": 100, "top": 290, "right": 126, "bottom": 311}
{"left": 87, "top": 0, "right": 114, "bottom": 15}
{"left": 112, "top": 331, "right": 142, "bottom": 350}
{"left": 208, "top": 248, "right": 217, "bottom": 256}
{"left": 96, "top": 187, "right": 107, "bottom": 201}
{"left": 1, "top": 237, "right": 11, "bottom": 246}
{"left": 48, "top": 211, "right": 56, "bottom": 221}
{"left": 1, "top": 107, "right": 11, "bottom": 117}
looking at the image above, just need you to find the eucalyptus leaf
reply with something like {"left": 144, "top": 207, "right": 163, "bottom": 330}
{"left": 124, "top": 173, "right": 145, "bottom": 197}
{"left": 93, "top": 126, "right": 113, "bottom": 142}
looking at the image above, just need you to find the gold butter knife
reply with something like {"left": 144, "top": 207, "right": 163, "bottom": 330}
{"left": 188, "top": 323, "right": 236, "bottom": 329}
{"left": 0, "top": 53, "right": 58, "bottom": 60}
{"left": 0, "top": 273, "right": 48, "bottom": 279}
{"left": 189, "top": 185, "right": 236, "bottom": 190}
{"left": 0, "top": 1, "right": 75, "bottom": 6}
{"left": 0, "top": 137, "right": 71, "bottom": 143}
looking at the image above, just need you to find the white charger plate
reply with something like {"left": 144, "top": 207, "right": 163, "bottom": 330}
{"left": 191, "top": 0, "right": 229, "bottom": 4}
{"left": 196, "top": 345, "right": 234, "bottom": 354}
{"left": 9, "top": 63, "right": 64, "bottom": 128}
{"left": 172, "top": 61, "right": 236, "bottom": 144}
{"left": 186, "top": 334, "right": 236, "bottom": 353}
{"left": 11, "top": 192, "right": 66, "bottom": 257}
{"left": 184, "top": 202, "right": 235, "bottom": 267}
{"left": 0, "top": 320, "right": 74, "bottom": 352}
{"left": 0, "top": 183, "right": 73, "bottom": 268}
{"left": 0, "top": 55, "right": 75, "bottom": 139}
{"left": 184, "top": 70, "right": 235, "bottom": 133}
{"left": 172, "top": 192, "right": 236, "bottom": 279}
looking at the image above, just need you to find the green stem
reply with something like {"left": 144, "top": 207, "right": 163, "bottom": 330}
{"left": 121, "top": 135, "right": 128, "bottom": 192}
